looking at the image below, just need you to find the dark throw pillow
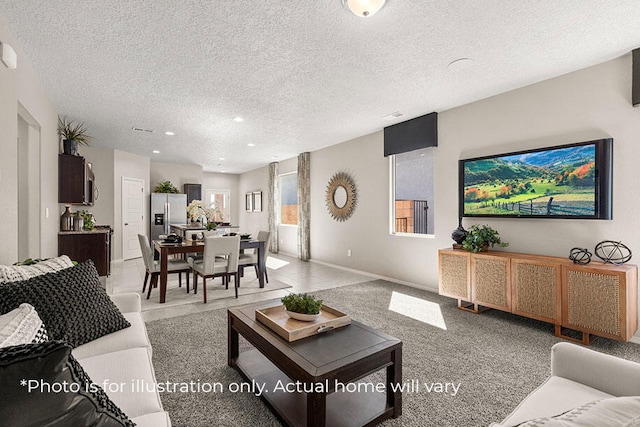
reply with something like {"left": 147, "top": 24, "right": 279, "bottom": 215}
{"left": 0, "top": 261, "right": 130, "bottom": 348}
{"left": 0, "top": 340, "right": 134, "bottom": 426}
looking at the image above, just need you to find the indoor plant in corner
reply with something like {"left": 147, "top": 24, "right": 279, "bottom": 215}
{"left": 462, "top": 224, "right": 509, "bottom": 253}
{"left": 58, "top": 116, "right": 93, "bottom": 156}
{"left": 281, "top": 293, "right": 323, "bottom": 321}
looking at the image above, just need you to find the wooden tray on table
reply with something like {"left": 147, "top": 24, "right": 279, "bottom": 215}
{"left": 255, "top": 304, "right": 351, "bottom": 342}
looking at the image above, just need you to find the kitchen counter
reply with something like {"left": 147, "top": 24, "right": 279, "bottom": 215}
{"left": 170, "top": 223, "right": 239, "bottom": 237}
{"left": 59, "top": 229, "right": 110, "bottom": 235}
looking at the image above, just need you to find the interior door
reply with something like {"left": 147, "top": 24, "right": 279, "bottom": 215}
{"left": 122, "top": 177, "right": 145, "bottom": 260}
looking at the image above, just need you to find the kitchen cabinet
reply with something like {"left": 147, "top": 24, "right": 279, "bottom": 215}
{"left": 59, "top": 154, "right": 94, "bottom": 205}
{"left": 184, "top": 183, "right": 201, "bottom": 204}
{"left": 58, "top": 229, "right": 111, "bottom": 276}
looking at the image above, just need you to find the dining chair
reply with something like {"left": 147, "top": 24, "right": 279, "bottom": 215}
{"left": 188, "top": 235, "right": 240, "bottom": 302}
{"left": 238, "top": 230, "right": 271, "bottom": 286}
{"left": 137, "top": 234, "right": 191, "bottom": 300}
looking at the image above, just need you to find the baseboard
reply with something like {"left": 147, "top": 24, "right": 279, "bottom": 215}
{"left": 308, "top": 258, "right": 439, "bottom": 293}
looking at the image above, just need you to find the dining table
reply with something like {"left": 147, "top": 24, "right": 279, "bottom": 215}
{"left": 152, "top": 238, "right": 266, "bottom": 303}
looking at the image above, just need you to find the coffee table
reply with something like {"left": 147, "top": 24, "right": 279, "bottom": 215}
{"left": 227, "top": 301, "right": 402, "bottom": 427}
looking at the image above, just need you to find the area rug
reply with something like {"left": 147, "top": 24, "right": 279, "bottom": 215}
{"left": 140, "top": 276, "right": 291, "bottom": 311}
{"left": 145, "top": 280, "right": 640, "bottom": 426}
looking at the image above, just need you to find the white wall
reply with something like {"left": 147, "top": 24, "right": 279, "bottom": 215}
{"left": 113, "top": 150, "right": 150, "bottom": 261}
{"left": 307, "top": 54, "right": 640, "bottom": 298}
{"left": 0, "top": 18, "right": 58, "bottom": 264}
{"left": 150, "top": 161, "right": 202, "bottom": 192}
{"left": 238, "top": 167, "right": 269, "bottom": 238}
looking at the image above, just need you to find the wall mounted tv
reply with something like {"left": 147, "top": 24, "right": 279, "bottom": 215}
{"left": 459, "top": 138, "right": 613, "bottom": 219}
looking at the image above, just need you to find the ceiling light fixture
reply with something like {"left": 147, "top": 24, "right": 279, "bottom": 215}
{"left": 152, "top": 150, "right": 160, "bottom": 154}
{"left": 165, "top": 131, "right": 175, "bottom": 136}
{"left": 447, "top": 57, "right": 474, "bottom": 71}
{"left": 247, "top": 143, "right": 255, "bottom": 147}
{"left": 1, "top": 42, "right": 17, "bottom": 69}
{"left": 233, "top": 117, "right": 244, "bottom": 122}
{"left": 342, "top": 0, "right": 386, "bottom": 17}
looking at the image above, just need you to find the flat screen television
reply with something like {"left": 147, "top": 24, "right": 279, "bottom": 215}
{"left": 459, "top": 138, "right": 613, "bottom": 219}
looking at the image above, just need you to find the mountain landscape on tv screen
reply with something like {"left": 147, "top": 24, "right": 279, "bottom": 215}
{"left": 463, "top": 145, "right": 596, "bottom": 217}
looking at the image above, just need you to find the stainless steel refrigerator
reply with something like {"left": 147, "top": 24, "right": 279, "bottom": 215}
{"left": 150, "top": 193, "right": 187, "bottom": 241}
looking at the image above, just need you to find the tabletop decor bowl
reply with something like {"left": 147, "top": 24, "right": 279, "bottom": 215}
{"left": 281, "top": 293, "right": 323, "bottom": 322}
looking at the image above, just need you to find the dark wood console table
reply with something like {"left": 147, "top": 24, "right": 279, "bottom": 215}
{"left": 228, "top": 302, "right": 402, "bottom": 427}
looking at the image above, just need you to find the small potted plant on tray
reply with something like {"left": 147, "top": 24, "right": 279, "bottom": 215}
{"left": 462, "top": 224, "right": 509, "bottom": 253}
{"left": 281, "top": 293, "right": 323, "bottom": 321}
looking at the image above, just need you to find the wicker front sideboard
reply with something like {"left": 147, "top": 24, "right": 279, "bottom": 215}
{"left": 438, "top": 248, "right": 638, "bottom": 344}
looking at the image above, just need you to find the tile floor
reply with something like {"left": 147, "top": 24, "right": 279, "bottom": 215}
{"left": 106, "top": 253, "right": 372, "bottom": 322}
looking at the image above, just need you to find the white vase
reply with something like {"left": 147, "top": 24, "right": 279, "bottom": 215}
{"left": 285, "top": 310, "right": 321, "bottom": 322}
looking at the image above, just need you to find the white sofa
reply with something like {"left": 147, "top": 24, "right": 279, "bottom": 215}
{"left": 72, "top": 293, "right": 171, "bottom": 427}
{"left": 493, "top": 342, "right": 640, "bottom": 426}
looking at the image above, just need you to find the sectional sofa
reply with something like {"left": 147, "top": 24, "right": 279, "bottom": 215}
{"left": 493, "top": 342, "right": 640, "bottom": 426}
{"left": 0, "top": 257, "right": 170, "bottom": 426}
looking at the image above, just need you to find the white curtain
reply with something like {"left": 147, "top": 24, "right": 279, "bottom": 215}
{"left": 297, "top": 152, "right": 310, "bottom": 261}
{"left": 268, "top": 162, "right": 279, "bottom": 254}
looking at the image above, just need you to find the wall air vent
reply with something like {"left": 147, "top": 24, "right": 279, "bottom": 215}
{"left": 132, "top": 127, "right": 155, "bottom": 133}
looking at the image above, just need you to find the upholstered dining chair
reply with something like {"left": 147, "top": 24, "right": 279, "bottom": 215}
{"left": 188, "top": 235, "right": 240, "bottom": 302}
{"left": 238, "top": 230, "right": 271, "bottom": 286}
{"left": 137, "top": 234, "right": 191, "bottom": 300}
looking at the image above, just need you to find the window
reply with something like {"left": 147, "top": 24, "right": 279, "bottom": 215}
{"left": 280, "top": 172, "right": 298, "bottom": 225}
{"left": 391, "top": 147, "right": 434, "bottom": 235}
{"left": 204, "top": 189, "right": 230, "bottom": 222}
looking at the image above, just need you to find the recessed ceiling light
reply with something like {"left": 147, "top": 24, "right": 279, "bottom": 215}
{"left": 247, "top": 143, "right": 255, "bottom": 147}
{"left": 165, "top": 131, "right": 175, "bottom": 136}
{"left": 233, "top": 117, "right": 244, "bottom": 122}
{"left": 219, "top": 157, "right": 225, "bottom": 161}
{"left": 447, "top": 57, "right": 474, "bottom": 71}
{"left": 152, "top": 150, "right": 160, "bottom": 154}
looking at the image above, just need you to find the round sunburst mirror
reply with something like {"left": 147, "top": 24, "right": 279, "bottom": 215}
{"left": 325, "top": 172, "right": 357, "bottom": 221}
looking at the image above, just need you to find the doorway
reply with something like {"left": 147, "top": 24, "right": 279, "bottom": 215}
{"left": 17, "top": 105, "right": 41, "bottom": 261}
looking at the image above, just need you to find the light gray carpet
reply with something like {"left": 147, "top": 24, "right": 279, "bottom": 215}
{"left": 145, "top": 280, "right": 640, "bottom": 426}
{"left": 140, "top": 277, "right": 291, "bottom": 311}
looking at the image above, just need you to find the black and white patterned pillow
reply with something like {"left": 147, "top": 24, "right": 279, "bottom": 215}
{"left": 0, "top": 255, "right": 74, "bottom": 283}
{"left": 0, "top": 261, "right": 130, "bottom": 348}
{"left": 0, "top": 303, "right": 49, "bottom": 348}
{"left": 0, "top": 340, "right": 135, "bottom": 426}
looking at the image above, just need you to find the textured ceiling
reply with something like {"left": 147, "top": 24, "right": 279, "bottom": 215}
{"left": 1, "top": 1, "right": 640, "bottom": 173}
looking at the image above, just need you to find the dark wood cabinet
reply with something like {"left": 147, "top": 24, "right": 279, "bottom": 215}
{"left": 58, "top": 230, "right": 111, "bottom": 276}
{"left": 59, "top": 154, "right": 94, "bottom": 205}
{"left": 184, "top": 183, "right": 201, "bottom": 204}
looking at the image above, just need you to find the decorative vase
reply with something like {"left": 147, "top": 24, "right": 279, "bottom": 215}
{"left": 63, "top": 139, "right": 78, "bottom": 156}
{"left": 74, "top": 216, "right": 84, "bottom": 231}
{"left": 60, "top": 206, "right": 73, "bottom": 231}
{"left": 451, "top": 217, "right": 467, "bottom": 249}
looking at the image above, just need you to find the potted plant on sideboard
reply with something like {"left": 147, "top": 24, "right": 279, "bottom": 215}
{"left": 462, "top": 224, "right": 509, "bottom": 253}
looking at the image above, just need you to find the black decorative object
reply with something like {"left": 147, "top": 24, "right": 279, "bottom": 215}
{"left": 594, "top": 240, "right": 632, "bottom": 265}
{"left": 451, "top": 218, "right": 467, "bottom": 249}
{"left": 569, "top": 247, "right": 592, "bottom": 265}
